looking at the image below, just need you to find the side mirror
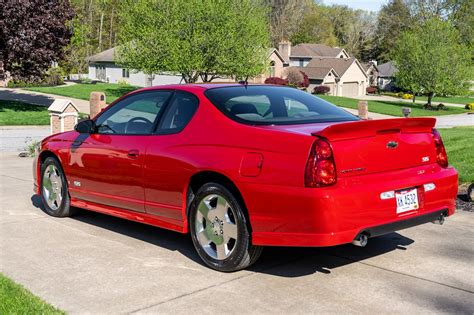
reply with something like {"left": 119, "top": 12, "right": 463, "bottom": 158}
{"left": 75, "top": 119, "right": 95, "bottom": 134}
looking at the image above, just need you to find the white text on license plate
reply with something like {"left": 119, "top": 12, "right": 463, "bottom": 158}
{"left": 395, "top": 188, "right": 419, "bottom": 214}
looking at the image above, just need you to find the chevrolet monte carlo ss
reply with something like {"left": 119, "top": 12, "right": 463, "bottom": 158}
{"left": 33, "top": 84, "right": 458, "bottom": 272}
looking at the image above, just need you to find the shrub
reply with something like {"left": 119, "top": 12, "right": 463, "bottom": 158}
{"left": 117, "top": 79, "right": 130, "bottom": 86}
{"left": 366, "top": 86, "right": 377, "bottom": 94}
{"left": 264, "top": 77, "right": 288, "bottom": 85}
{"left": 80, "top": 77, "right": 93, "bottom": 84}
{"left": 465, "top": 103, "right": 474, "bottom": 110}
{"left": 312, "top": 85, "right": 330, "bottom": 95}
{"left": 43, "top": 67, "right": 64, "bottom": 86}
{"left": 437, "top": 103, "right": 446, "bottom": 110}
{"left": 397, "top": 92, "right": 404, "bottom": 98}
{"left": 300, "top": 71, "right": 309, "bottom": 88}
{"left": 402, "top": 93, "right": 413, "bottom": 100}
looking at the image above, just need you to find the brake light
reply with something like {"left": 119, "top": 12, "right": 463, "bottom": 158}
{"left": 305, "top": 138, "right": 337, "bottom": 187}
{"left": 432, "top": 129, "right": 448, "bottom": 168}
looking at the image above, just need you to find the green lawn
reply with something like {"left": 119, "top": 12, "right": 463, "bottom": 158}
{"left": 438, "top": 127, "right": 474, "bottom": 183}
{"left": 414, "top": 95, "right": 473, "bottom": 105}
{"left": 26, "top": 83, "right": 138, "bottom": 104}
{"left": 0, "top": 100, "right": 50, "bottom": 125}
{"left": 319, "top": 95, "right": 467, "bottom": 117}
{"left": 0, "top": 273, "right": 64, "bottom": 314}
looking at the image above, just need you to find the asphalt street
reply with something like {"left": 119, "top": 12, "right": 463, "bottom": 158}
{"left": 0, "top": 153, "right": 473, "bottom": 313}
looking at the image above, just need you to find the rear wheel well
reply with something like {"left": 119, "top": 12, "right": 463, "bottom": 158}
{"left": 187, "top": 171, "right": 252, "bottom": 232}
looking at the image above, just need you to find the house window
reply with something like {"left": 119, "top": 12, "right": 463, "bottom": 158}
{"left": 122, "top": 68, "right": 130, "bottom": 78}
{"left": 299, "top": 59, "right": 304, "bottom": 67}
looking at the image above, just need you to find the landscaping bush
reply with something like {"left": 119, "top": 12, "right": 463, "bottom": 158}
{"left": 402, "top": 93, "right": 413, "bottom": 100}
{"left": 382, "top": 92, "right": 399, "bottom": 97}
{"left": 6, "top": 67, "right": 64, "bottom": 87}
{"left": 437, "top": 103, "right": 446, "bottom": 110}
{"left": 312, "top": 85, "right": 330, "bottom": 95}
{"left": 264, "top": 77, "right": 288, "bottom": 85}
{"left": 465, "top": 103, "right": 474, "bottom": 110}
{"left": 300, "top": 71, "right": 309, "bottom": 88}
{"left": 366, "top": 86, "right": 377, "bottom": 94}
{"left": 117, "top": 79, "right": 130, "bottom": 86}
{"left": 43, "top": 68, "right": 64, "bottom": 86}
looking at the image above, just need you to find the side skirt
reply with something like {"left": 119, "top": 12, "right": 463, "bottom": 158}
{"left": 71, "top": 198, "right": 187, "bottom": 233}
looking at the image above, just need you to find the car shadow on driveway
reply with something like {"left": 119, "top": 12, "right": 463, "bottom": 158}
{"left": 31, "top": 194, "right": 415, "bottom": 277}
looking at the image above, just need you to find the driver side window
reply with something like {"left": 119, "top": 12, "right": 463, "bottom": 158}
{"left": 95, "top": 91, "right": 172, "bottom": 135}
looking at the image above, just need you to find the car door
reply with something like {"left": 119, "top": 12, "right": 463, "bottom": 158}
{"left": 143, "top": 91, "right": 199, "bottom": 223}
{"left": 67, "top": 90, "right": 173, "bottom": 213}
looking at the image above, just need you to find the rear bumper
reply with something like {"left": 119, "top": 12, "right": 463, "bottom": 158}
{"left": 242, "top": 164, "right": 458, "bottom": 247}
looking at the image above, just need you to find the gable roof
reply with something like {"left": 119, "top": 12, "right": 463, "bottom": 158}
{"left": 377, "top": 61, "right": 398, "bottom": 77}
{"left": 268, "top": 48, "right": 285, "bottom": 63}
{"left": 361, "top": 62, "right": 378, "bottom": 73}
{"left": 293, "top": 66, "right": 339, "bottom": 80}
{"left": 291, "top": 44, "right": 344, "bottom": 58}
{"left": 89, "top": 47, "right": 115, "bottom": 63}
{"left": 48, "top": 99, "right": 79, "bottom": 113}
{"left": 305, "top": 57, "right": 366, "bottom": 78}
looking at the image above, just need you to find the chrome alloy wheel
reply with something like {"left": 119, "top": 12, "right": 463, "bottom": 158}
{"left": 42, "top": 165, "right": 63, "bottom": 210}
{"left": 195, "top": 194, "right": 238, "bottom": 260}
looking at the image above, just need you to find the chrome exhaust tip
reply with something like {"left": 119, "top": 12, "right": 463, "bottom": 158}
{"left": 352, "top": 233, "right": 369, "bottom": 247}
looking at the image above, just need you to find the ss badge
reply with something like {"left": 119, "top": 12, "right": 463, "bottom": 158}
{"left": 422, "top": 156, "right": 430, "bottom": 162}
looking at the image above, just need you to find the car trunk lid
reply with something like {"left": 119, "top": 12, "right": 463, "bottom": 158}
{"left": 312, "top": 118, "right": 437, "bottom": 177}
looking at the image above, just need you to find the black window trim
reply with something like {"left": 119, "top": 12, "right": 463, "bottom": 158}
{"left": 154, "top": 90, "right": 200, "bottom": 135}
{"left": 92, "top": 89, "right": 175, "bottom": 136}
{"left": 204, "top": 85, "right": 359, "bottom": 126}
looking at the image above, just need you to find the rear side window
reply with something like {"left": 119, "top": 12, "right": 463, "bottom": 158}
{"left": 205, "top": 86, "right": 358, "bottom": 125}
{"left": 158, "top": 92, "right": 199, "bottom": 134}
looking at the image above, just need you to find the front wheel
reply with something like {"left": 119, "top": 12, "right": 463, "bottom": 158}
{"left": 189, "top": 183, "right": 262, "bottom": 272}
{"left": 40, "top": 157, "right": 77, "bottom": 217}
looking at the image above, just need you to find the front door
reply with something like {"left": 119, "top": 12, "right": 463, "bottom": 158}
{"left": 67, "top": 90, "right": 173, "bottom": 212}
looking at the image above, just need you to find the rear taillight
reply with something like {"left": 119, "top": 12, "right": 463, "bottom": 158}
{"left": 305, "top": 138, "right": 337, "bottom": 187}
{"left": 432, "top": 129, "right": 448, "bottom": 168}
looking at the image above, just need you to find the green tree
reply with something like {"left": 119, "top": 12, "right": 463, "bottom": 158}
{"left": 393, "top": 18, "right": 472, "bottom": 105}
{"left": 374, "top": 0, "right": 412, "bottom": 62}
{"left": 116, "top": 0, "right": 269, "bottom": 83}
{"left": 290, "top": 5, "right": 337, "bottom": 46}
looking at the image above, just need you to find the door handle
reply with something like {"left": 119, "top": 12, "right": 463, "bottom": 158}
{"left": 128, "top": 149, "right": 139, "bottom": 158}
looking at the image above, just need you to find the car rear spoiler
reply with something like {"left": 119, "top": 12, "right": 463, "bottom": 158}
{"left": 312, "top": 118, "right": 436, "bottom": 141}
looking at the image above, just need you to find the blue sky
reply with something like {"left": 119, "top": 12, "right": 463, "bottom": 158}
{"left": 322, "top": 0, "right": 386, "bottom": 12}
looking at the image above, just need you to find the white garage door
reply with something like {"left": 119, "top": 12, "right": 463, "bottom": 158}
{"left": 341, "top": 82, "right": 359, "bottom": 97}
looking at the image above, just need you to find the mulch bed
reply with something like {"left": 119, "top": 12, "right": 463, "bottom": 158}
{"left": 457, "top": 184, "right": 473, "bottom": 212}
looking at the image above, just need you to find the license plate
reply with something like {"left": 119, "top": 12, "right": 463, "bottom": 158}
{"left": 395, "top": 188, "right": 419, "bottom": 214}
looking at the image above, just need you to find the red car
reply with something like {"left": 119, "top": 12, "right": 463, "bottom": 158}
{"left": 33, "top": 84, "right": 458, "bottom": 272}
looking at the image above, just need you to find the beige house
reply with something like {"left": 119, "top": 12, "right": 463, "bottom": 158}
{"left": 278, "top": 42, "right": 368, "bottom": 97}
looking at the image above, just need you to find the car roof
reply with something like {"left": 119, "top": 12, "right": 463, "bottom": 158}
{"left": 134, "top": 83, "right": 267, "bottom": 93}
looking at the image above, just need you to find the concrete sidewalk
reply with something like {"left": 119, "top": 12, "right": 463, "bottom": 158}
{"left": 0, "top": 88, "right": 90, "bottom": 114}
{"left": 0, "top": 153, "right": 473, "bottom": 313}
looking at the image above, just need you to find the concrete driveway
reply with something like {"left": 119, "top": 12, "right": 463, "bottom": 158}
{"left": 0, "top": 153, "right": 473, "bottom": 313}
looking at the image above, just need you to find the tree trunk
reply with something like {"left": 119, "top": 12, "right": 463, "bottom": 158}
{"left": 109, "top": 8, "right": 114, "bottom": 48}
{"left": 412, "top": 94, "right": 416, "bottom": 103}
{"left": 98, "top": 12, "right": 104, "bottom": 51}
{"left": 427, "top": 92, "right": 434, "bottom": 106}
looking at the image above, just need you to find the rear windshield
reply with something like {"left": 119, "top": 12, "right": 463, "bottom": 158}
{"left": 205, "top": 85, "right": 358, "bottom": 125}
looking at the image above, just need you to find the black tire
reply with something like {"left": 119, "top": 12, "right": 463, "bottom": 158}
{"left": 40, "top": 157, "right": 78, "bottom": 217}
{"left": 189, "top": 183, "right": 262, "bottom": 272}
